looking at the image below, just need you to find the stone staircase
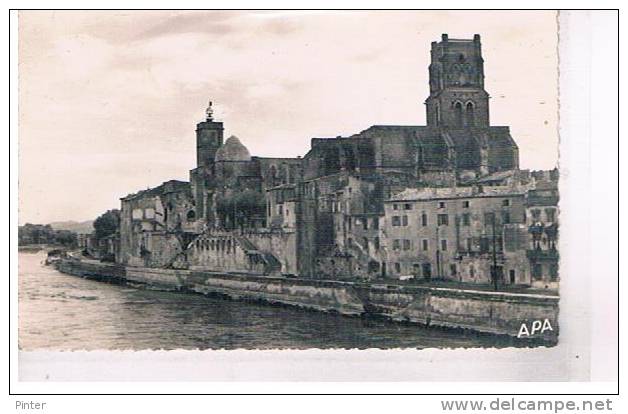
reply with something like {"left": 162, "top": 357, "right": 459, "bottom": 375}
{"left": 165, "top": 229, "right": 282, "bottom": 274}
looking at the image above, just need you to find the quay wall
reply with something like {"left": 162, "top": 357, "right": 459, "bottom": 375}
{"left": 54, "top": 259, "right": 559, "bottom": 340}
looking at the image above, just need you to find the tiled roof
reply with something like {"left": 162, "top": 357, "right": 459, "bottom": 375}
{"left": 388, "top": 184, "right": 530, "bottom": 202}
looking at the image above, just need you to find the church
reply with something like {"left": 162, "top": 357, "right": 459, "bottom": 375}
{"left": 118, "top": 34, "right": 547, "bottom": 285}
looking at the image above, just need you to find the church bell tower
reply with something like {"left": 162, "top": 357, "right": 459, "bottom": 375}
{"left": 196, "top": 100, "right": 224, "bottom": 168}
{"left": 425, "top": 34, "right": 490, "bottom": 128}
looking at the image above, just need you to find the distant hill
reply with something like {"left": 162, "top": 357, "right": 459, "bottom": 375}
{"left": 49, "top": 220, "right": 94, "bottom": 234}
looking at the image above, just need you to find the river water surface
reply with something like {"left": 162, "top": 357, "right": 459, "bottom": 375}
{"left": 19, "top": 251, "right": 523, "bottom": 350}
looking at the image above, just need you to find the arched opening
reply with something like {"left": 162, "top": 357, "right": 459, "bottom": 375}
{"left": 268, "top": 165, "right": 277, "bottom": 186}
{"left": 465, "top": 102, "right": 475, "bottom": 127}
{"left": 186, "top": 210, "right": 196, "bottom": 222}
{"left": 454, "top": 102, "right": 463, "bottom": 127}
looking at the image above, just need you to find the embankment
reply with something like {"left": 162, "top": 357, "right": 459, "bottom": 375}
{"left": 55, "top": 259, "right": 559, "bottom": 341}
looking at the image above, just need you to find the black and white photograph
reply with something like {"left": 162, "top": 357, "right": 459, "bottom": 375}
{"left": 9, "top": 6, "right": 619, "bottom": 399}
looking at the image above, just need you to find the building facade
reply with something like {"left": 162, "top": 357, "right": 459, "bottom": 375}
{"left": 116, "top": 34, "right": 558, "bottom": 290}
{"left": 382, "top": 186, "right": 530, "bottom": 284}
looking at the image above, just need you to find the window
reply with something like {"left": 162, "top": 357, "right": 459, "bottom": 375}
{"left": 422, "top": 263, "right": 432, "bottom": 279}
{"left": 454, "top": 102, "right": 463, "bottom": 127}
{"left": 532, "top": 264, "right": 543, "bottom": 280}
{"left": 404, "top": 203, "right": 412, "bottom": 210}
{"left": 393, "top": 239, "right": 400, "bottom": 250}
{"left": 374, "top": 237, "right": 380, "bottom": 250}
{"left": 393, "top": 204, "right": 399, "bottom": 210}
{"left": 132, "top": 209, "right": 143, "bottom": 220}
{"left": 392, "top": 216, "right": 401, "bottom": 226}
{"left": 466, "top": 238, "right": 473, "bottom": 252}
{"left": 545, "top": 208, "right": 556, "bottom": 223}
{"left": 438, "top": 201, "right": 446, "bottom": 209}
{"left": 484, "top": 212, "right": 496, "bottom": 225}
{"left": 363, "top": 219, "right": 368, "bottom": 230}
{"left": 422, "top": 239, "right": 429, "bottom": 251}
{"left": 437, "top": 214, "right": 449, "bottom": 226}
{"left": 502, "top": 211, "right": 511, "bottom": 224}
{"left": 403, "top": 239, "right": 411, "bottom": 250}
{"left": 462, "top": 200, "right": 470, "bottom": 208}
{"left": 466, "top": 102, "right": 475, "bottom": 126}
{"left": 549, "top": 263, "right": 559, "bottom": 281}
{"left": 395, "top": 263, "right": 401, "bottom": 273}
{"left": 402, "top": 215, "right": 408, "bottom": 226}
{"left": 363, "top": 237, "right": 369, "bottom": 251}
{"left": 372, "top": 217, "right": 379, "bottom": 230}
{"left": 144, "top": 208, "right": 155, "bottom": 219}
{"left": 347, "top": 237, "right": 353, "bottom": 247}
{"left": 450, "top": 264, "right": 457, "bottom": 276}
{"left": 435, "top": 102, "right": 441, "bottom": 126}
{"left": 502, "top": 199, "right": 511, "bottom": 207}
{"left": 441, "top": 239, "right": 448, "bottom": 251}
{"left": 479, "top": 237, "right": 489, "bottom": 253}
{"left": 462, "top": 213, "right": 470, "bottom": 226}
{"left": 509, "top": 269, "right": 516, "bottom": 284}
{"left": 531, "top": 209, "right": 541, "bottom": 220}
{"left": 278, "top": 205, "right": 283, "bottom": 215}
{"left": 470, "top": 265, "right": 475, "bottom": 278}
{"left": 421, "top": 213, "right": 428, "bottom": 227}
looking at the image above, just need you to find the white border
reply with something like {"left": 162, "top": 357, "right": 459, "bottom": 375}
{"left": 7, "top": 7, "right": 620, "bottom": 395}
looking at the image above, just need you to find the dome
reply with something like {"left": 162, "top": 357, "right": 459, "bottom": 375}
{"left": 214, "top": 135, "right": 251, "bottom": 162}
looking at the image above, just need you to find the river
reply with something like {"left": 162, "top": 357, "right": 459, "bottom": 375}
{"left": 18, "top": 251, "right": 523, "bottom": 350}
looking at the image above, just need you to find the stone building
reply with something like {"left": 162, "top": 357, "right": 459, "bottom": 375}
{"left": 525, "top": 170, "right": 560, "bottom": 289}
{"left": 301, "top": 34, "right": 518, "bottom": 186}
{"left": 382, "top": 185, "right": 531, "bottom": 285}
{"left": 116, "top": 34, "right": 556, "bottom": 289}
{"left": 119, "top": 180, "right": 196, "bottom": 268}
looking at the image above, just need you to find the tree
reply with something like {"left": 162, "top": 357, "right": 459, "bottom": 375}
{"left": 215, "top": 190, "right": 265, "bottom": 230}
{"left": 18, "top": 223, "right": 55, "bottom": 245}
{"left": 54, "top": 230, "right": 77, "bottom": 247}
{"left": 18, "top": 223, "right": 77, "bottom": 247}
{"left": 93, "top": 209, "right": 121, "bottom": 241}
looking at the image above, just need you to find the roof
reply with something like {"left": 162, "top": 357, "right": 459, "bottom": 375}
{"left": 532, "top": 180, "right": 558, "bottom": 191}
{"left": 215, "top": 135, "right": 251, "bottom": 162}
{"left": 121, "top": 180, "right": 189, "bottom": 201}
{"left": 388, "top": 185, "right": 530, "bottom": 202}
{"left": 475, "top": 169, "right": 515, "bottom": 183}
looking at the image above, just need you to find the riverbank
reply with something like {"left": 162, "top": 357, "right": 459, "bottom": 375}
{"left": 54, "top": 258, "right": 559, "bottom": 343}
{"left": 18, "top": 244, "right": 67, "bottom": 253}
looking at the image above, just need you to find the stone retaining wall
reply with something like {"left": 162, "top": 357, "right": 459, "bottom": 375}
{"left": 54, "top": 259, "right": 559, "bottom": 341}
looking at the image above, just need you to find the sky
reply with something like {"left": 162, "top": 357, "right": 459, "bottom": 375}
{"left": 18, "top": 10, "right": 558, "bottom": 224}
